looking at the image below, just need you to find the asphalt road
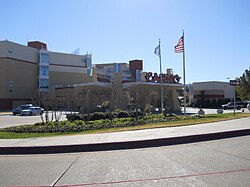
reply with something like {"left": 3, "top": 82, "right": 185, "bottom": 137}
{"left": 1, "top": 135, "right": 250, "bottom": 186}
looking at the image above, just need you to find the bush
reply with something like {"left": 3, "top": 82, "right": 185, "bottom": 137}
{"left": 66, "top": 114, "right": 85, "bottom": 121}
{"left": 104, "top": 112, "right": 115, "bottom": 120}
{"left": 89, "top": 112, "right": 105, "bottom": 121}
{"left": 164, "top": 113, "right": 179, "bottom": 119}
{"left": 129, "top": 110, "right": 143, "bottom": 118}
{"left": 117, "top": 111, "right": 130, "bottom": 118}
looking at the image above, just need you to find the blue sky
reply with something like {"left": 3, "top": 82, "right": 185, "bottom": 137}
{"left": 1, "top": 0, "right": 250, "bottom": 84}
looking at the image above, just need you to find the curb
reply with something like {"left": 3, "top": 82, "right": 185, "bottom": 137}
{"left": 1, "top": 129, "right": 250, "bottom": 155}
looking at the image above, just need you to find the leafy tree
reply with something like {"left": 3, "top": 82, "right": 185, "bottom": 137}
{"left": 237, "top": 69, "right": 250, "bottom": 100}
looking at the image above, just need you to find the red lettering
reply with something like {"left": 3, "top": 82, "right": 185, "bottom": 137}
{"left": 153, "top": 73, "right": 159, "bottom": 82}
{"left": 145, "top": 72, "right": 152, "bottom": 81}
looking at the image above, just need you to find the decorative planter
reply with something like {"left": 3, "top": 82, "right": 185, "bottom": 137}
{"left": 198, "top": 109, "right": 205, "bottom": 115}
{"left": 217, "top": 109, "right": 224, "bottom": 114}
{"left": 247, "top": 103, "right": 250, "bottom": 111}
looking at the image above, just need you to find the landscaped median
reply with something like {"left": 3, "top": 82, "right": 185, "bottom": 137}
{"left": 0, "top": 112, "right": 250, "bottom": 139}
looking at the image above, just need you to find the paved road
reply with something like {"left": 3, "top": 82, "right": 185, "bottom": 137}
{"left": 183, "top": 107, "right": 249, "bottom": 115}
{"left": 1, "top": 136, "right": 250, "bottom": 186}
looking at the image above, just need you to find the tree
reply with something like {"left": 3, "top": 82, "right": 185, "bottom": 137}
{"left": 237, "top": 69, "right": 250, "bottom": 100}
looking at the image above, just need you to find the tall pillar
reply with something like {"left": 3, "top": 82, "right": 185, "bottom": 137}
{"left": 110, "top": 73, "right": 126, "bottom": 110}
{"left": 166, "top": 87, "right": 180, "bottom": 111}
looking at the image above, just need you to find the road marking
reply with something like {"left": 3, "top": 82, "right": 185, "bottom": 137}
{"left": 51, "top": 154, "right": 80, "bottom": 187}
{"left": 56, "top": 168, "right": 250, "bottom": 186}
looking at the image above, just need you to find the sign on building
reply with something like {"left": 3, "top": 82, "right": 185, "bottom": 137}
{"left": 229, "top": 80, "right": 240, "bottom": 86}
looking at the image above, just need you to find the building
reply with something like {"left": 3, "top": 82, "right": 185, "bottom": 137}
{"left": 0, "top": 40, "right": 92, "bottom": 110}
{"left": 190, "top": 81, "right": 235, "bottom": 106}
{"left": 55, "top": 67, "right": 182, "bottom": 113}
{"left": 94, "top": 60, "right": 142, "bottom": 82}
{"left": 0, "top": 39, "right": 182, "bottom": 112}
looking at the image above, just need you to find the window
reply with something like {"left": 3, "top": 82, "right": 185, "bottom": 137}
{"left": 8, "top": 80, "right": 14, "bottom": 92}
{"left": 81, "top": 58, "right": 87, "bottom": 67}
{"left": 40, "top": 66, "right": 49, "bottom": 76}
{"left": 40, "top": 79, "right": 49, "bottom": 89}
{"left": 40, "top": 53, "right": 49, "bottom": 64}
{"left": 81, "top": 57, "right": 91, "bottom": 67}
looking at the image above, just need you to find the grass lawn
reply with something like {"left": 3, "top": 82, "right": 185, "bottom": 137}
{"left": 0, "top": 113, "right": 250, "bottom": 139}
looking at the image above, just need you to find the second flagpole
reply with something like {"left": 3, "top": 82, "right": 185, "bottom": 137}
{"left": 159, "top": 39, "right": 164, "bottom": 113}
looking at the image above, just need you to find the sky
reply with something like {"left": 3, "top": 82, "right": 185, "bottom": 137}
{"left": 1, "top": 0, "right": 250, "bottom": 84}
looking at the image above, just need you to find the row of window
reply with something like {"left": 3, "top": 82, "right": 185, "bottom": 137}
{"left": 39, "top": 52, "right": 49, "bottom": 90}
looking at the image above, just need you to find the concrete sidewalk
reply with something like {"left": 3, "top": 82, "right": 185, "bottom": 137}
{"left": 0, "top": 117, "right": 250, "bottom": 154}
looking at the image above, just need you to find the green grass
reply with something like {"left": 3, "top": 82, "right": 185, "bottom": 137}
{"left": 0, "top": 113, "right": 249, "bottom": 139}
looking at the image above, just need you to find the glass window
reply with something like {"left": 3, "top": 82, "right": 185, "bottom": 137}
{"left": 8, "top": 80, "right": 14, "bottom": 92}
{"left": 40, "top": 66, "right": 49, "bottom": 76}
{"left": 81, "top": 58, "right": 86, "bottom": 63}
{"left": 40, "top": 53, "right": 49, "bottom": 64}
{"left": 40, "top": 79, "right": 49, "bottom": 89}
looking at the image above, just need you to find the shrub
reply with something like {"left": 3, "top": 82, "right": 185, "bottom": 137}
{"left": 117, "top": 111, "right": 130, "bottom": 118}
{"left": 104, "top": 112, "right": 115, "bottom": 120}
{"left": 89, "top": 112, "right": 105, "bottom": 121}
{"left": 66, "top": 114, "right": 82, "bottom": 121}
{"left": 164, "top": 113, "right": 179, "bottom": 119}
{"left": 129, "top": 110, "right": 143, "bottom": 118}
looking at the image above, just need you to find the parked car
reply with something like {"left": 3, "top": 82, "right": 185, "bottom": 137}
{"left": 20, "top": 106, "right": 44, "bottom": 116}
{"left": 12, "top": 104, "right": 33, "bottom": 115}
{"left": 222, "top": 102, "right": 243, "bottom": 110}
{"left": 236, "top": 101, "right": 245, "bottom": 108}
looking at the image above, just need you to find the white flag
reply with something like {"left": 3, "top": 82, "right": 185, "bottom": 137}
{"left": 154, "top": 45, "right": 160, "bottom": 56}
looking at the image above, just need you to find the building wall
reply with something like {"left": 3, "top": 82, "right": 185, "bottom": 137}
{"left": 28, "top": 41, "right": 47, "bottom": 50}
{"left": 50, "top": 71, "right": 92, "bottom": 87}
{"left": 192, "top": 81, "right": 235, "bottom": 103}
{"left": 0, "top": 57, "right": 38, "bottom": 109}
{"left": 129, "top": 60, "right": 143, "bottom": 81}
{"left": 49, "top": 52, "right": 87, "bottom": 68}
{"left": 0, "top": 40, "right": 38, "bottom": 63}
{"left": 95, "top": 62, "right": 133, "bottom": 82}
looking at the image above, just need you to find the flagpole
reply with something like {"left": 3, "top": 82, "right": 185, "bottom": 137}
{"left": 159, "top": 39, "right": 164, "bottom": 114}
{"left": 182, "top": 30, "right": 186, "bottom": 115}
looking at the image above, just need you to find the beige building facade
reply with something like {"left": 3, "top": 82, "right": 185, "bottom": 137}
{"left": 0, "top": 40, "right": 92, "bottom": 110}
{"left": 190, "top": 81, "right": 235, "bottom": 106}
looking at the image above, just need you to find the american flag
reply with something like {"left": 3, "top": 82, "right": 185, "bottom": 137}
{"left": 174, "top": 36, "right": 184, "bottom": 53}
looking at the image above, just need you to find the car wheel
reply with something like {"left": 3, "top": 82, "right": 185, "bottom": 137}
{"left": 224, "top": 107, "right": 227, "bottom": 110}
{"left": 237, "top": 107, "right": 240, "bottom": 110}
{"left": 29, "top": 112, "right": 32, "bottom": 116}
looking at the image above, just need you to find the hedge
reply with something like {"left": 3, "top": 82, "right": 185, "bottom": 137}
{"left": 0, "top": 114, "right": 206, "bottom": 133}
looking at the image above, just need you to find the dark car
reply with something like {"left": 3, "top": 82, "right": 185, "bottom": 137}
{"left": 12, "top": 104, "right": 33, "bottom": 115}
{"left": 222, "top": 102, "right": 243, "bottom": 110}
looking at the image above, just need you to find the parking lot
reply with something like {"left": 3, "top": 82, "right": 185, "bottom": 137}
{"left": 0, "top": 112, "right": 67, "bottom": 128}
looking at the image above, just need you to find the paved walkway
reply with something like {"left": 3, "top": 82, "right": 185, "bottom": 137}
{"left": 0, "top": 117, "right": 250, "bottom": 154}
